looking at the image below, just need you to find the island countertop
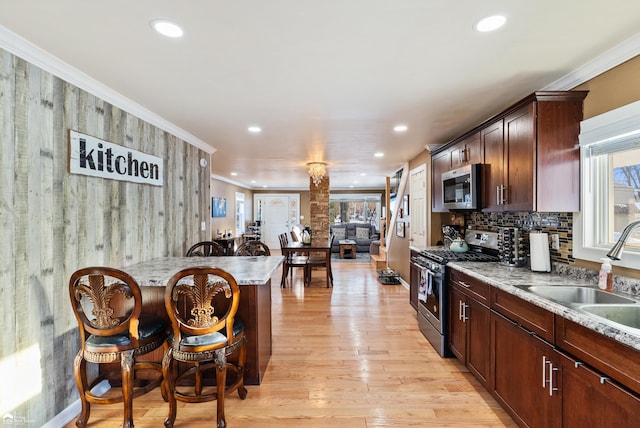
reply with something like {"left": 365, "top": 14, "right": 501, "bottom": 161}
{"left": 123, "top": 255, "right": 284, "bottom": 286}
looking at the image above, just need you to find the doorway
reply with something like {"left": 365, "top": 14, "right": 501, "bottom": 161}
{"left": 254, "top": 194, "right": 301, "bottom": 249}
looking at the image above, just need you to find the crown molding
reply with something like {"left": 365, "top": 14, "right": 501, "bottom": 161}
{"left": 0, "top": 26, "right": 215, "bottom": 154}
{"left": 543, "top": 32, "right": 640, "bottom": 90}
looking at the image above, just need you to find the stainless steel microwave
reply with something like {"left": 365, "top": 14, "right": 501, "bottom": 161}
{"left": 442, "top": 163, "right": 481, "bottom": 210}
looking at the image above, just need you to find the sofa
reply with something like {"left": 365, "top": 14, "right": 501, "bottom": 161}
{"left": 330, "top": 223, "right": 380, "bottom": 253}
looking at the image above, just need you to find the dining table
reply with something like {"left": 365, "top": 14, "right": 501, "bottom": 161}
{"left": 122, "top": 255, "right": 283, "bottom": 385}
{"left": 280, "top": 239, "right": 333, "bottom": 287}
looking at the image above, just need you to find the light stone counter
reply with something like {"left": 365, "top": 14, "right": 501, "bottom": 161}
{"left": 124, "top": 256, "right": 284, "bottom": 286}
{"left": 448, "top": 261, "right": 640, "bottom": 351}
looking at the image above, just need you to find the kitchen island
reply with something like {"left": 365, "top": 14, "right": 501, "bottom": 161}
{"left": 124, "top": 255, "right": 283, "bottom": 385}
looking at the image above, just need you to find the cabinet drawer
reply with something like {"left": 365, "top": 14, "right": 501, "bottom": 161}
{"left": 450, "top": 269, "right": 490, "bottom": 305}
{"left": 491, "top": 287, "right": 554, "bottom": 342}
{"left": 556, "top": 316, "right": 640, "bottom": 395}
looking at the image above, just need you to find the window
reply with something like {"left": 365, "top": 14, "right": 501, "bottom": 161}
{"left": 329, "top": 194, "right": 381, "bottom": 230}
{"left": 574, "top": 100, "right": 640, "bottom": 269}
{"left": 235, "top": 192, "right": 245, "bottom": 237}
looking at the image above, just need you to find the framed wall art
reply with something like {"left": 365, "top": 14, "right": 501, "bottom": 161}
{"left": 212, "top": 197, "right": 227, "bottom": 218}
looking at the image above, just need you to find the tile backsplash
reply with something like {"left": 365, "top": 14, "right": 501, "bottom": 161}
{"left": 466, "top": 212, "right": 574, "bottom": 264}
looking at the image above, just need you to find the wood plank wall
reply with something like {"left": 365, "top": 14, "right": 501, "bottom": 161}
{"left": 0, "top": 48, "right": 210, "bottom": 424}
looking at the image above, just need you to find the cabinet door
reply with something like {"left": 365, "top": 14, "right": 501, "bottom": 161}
{"left": 559, "top": 351, "right": 640, "bottom": 428}
{"left": 491, "top": 311, "right": 561, "bottom": 428}
{"left": 448, "top": 286, "right": 466, "bottom": 361}
{"left": 451, "top": 132, "right": 481, "bottom": 167}
{"left": 481, "top": 120, "right": 504, "bottom": 211}
{"left": 431, "top": 150, "right": 451, "bottom": 212}
{"left": 467, "top": 298, "right": 490, "bottom": 388}
{"left": 504, "top": 103, "right": 535, "bottom": 211}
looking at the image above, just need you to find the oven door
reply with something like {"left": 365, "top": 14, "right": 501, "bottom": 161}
{"left": 417, "top": 264, "right": 443, "bottom": 332}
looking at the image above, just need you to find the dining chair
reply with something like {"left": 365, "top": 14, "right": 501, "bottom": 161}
{"left": 234, "top": 240, "right": 271, "bottom": 256}
{"left": 186, "top": 240, "right": 226, "bottom": 256}
{"left": 306, "top": 234, "right": 335, "bottom": 288}
{"left": 163, "top": 267, "right": 247, "bottom": 428}
{"left": 278, "top": 232, "right": 308, "bottom": 287}
{"left": 68, "top": 267, "right": 167, "bottom": 428}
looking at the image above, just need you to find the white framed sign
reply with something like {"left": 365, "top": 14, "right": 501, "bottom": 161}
{"left": 69, "top": 130, "right": 163, "bottom": 186}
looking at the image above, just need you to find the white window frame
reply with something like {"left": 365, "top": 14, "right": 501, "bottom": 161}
{"left": 235, "top": 192, "right": 245, "bottom": 237}
{"left": 574, "top": 99, "right": 640, "bottom": 270}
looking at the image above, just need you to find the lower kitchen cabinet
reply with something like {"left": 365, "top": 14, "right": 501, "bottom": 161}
{"left": 449, "top": 266, "right": 640, "bottom": 428}
{"left": 558, "top": 351, "right": 640, "bottom": 427}
{"left": 448, "top": 270, "right": 491, "bottom": 387}
{"left": 491, "top": 311, "right": 561, "bottom": 428}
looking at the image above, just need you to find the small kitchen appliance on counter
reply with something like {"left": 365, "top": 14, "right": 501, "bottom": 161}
{"left": 529, "top": 231, "right": 551, "bottom": 272}
{"left": 498, "top": 227, "right": 526, "bottom": 267}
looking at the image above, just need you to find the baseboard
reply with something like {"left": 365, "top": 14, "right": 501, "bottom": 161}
{"left": 42, "top": 380, "right": 111, "bottom": 428}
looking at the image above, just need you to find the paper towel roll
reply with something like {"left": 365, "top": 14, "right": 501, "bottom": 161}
{"left": 530, "top": 232, "right": 551, "bottom": 272}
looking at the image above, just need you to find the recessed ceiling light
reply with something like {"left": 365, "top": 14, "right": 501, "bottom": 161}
{"left": 360, "top": 173, "right": 366, "bottom": 176}
{"left": 262, "top": 185, "right": 268, "bottom": 188}
{"left": 248, "top": 126, "right": 262, "bottom": 134}
{"left": 374, "top": 152, "right": 384, "bottom": 158}
{"left": 230, "top": 172, "right": 238, "bottom": 176}
{"left": 251, "top": 180, "right": 256, "bottom": 184}
{"left": 394, "top": 124, "right": 408, "bottom": 132}
{"left": 151, "top": 20, "right": 184, "bottom": 38}
{"left": 474, "top": 15, "right": 506, "bottom": 32}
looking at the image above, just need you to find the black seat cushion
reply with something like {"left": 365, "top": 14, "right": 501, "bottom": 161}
{"left": 86, "top": 314, "right": 166, "bottom": 347}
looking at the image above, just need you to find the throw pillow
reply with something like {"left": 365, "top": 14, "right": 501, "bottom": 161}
{"left": 332, "top": 227, "right": 346, "bottom": 239}
{"left": 355, "top": 226, "right": 370, "bottom": 240}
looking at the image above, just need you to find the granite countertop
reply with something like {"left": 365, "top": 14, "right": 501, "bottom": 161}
{"left": 123, "top": 256, "right": 284, "bottom": 287}
{"left": 448, "top": 261, "right": 640, "bottom": 351}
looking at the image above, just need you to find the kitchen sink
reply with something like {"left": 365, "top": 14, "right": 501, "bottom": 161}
{"left": 580, "top": 304, "right": 640, "bottom": 330}
{"left": 525, "top": 285, "right": 637, "bottom": 305}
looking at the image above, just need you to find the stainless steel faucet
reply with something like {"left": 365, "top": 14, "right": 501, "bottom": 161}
{"left": 607, "top": 220, "right": 640, "bottom": 260}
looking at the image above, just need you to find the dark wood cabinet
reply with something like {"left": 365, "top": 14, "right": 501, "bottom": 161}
{"left": 481, "top": 120, "right": 504, "bottom": 211}
{"left": 558, "top": 351, "right": 640, "bottom": 428}
{"left": 491, "top": 311, "right": 561, "bottom": 428}
{"left": 214, "top": 237, "right": 236, "bottom": 255}
{"left": 450, "top": 131, "right": 481, "bottom": 168}
{"left": 430, "top": 91, "right": 587, "bottom": 213}
{"left": 431, "top": 150, "right": 451, "bottom": 213}
{"left": 482, "top": 92, "right": 587, "bottom": 212}
{"left": 448, "top": 270, "right": 491, "bottom": 388}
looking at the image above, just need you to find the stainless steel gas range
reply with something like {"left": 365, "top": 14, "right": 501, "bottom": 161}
{"left": 411, "top": 230, "right": 500, "bottom": 357}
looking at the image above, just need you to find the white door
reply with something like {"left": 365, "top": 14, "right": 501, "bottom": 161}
{"left": 254, "top": 194, "right": 300, "bottom": 249}
{"left": 410, "top": 164, "right": 427, "bottom": 247}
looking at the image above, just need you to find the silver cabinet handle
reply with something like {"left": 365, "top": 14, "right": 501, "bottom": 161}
{"left": 462, "top": 302, "right": 469, "bottom": 322}
{"left": 458, "top": 300, "right": 463, "bottom": 321}
{"left": 548, "top": 362, "right": 559, "bottom": 396}
{"left": 459, "top": 280, "right": 471, "bottom": 288}
{"left": 496, "top": 186, "right": 500, "bottom": 205}
{"left": 542, "top": 356, "right": 548, "bottom": 388}
{"left": 600, "top": 376, "right": 610, "bottom": 385}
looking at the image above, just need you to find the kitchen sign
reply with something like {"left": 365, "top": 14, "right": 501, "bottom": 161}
{"left": 69, "top": 130, "right": 164, "bottom": 186}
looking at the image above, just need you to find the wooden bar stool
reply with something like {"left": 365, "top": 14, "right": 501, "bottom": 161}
{"left": 69, "top": 267, "right": 167, "bottom": 428}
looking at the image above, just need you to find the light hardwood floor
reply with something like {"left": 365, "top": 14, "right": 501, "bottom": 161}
{"left": 65, "top": 255, "right": 517, "bottom": 427}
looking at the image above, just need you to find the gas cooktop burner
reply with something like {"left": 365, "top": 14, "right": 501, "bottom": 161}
{"left": 419, "top": 249, "right": 499, "bottom": 264}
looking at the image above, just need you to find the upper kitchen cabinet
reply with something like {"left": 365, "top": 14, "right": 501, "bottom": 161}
{"left": 431, "top": 150, "right": 452, "bottom": 213}
{"left": 430, "top": 91, "right": 587, "bottom": 213}
{"left": 482, "top": 92, "right": 588, "bottom": 212}
{"left": 450, "top": 132, "right": 481, "bottom": 168}
{"left": 431, "top": 132, "right": 481, "bottom": 213}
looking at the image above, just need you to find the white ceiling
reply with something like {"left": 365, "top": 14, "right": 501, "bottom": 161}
{"left": 2, "top": 1, "right": 640, "bottom": 190}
